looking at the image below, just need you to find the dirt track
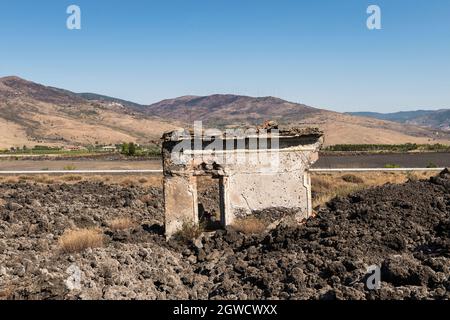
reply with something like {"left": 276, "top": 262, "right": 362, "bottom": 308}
{"left": 0, "top": 160, "right": 161, "bottom": 171}
{"left": 0, "top": 171, "right": 449, "bottom": 299}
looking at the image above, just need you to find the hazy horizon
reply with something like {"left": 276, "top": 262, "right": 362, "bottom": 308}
{"left": 1, "top": 0, "right": 449, "bottom": 112}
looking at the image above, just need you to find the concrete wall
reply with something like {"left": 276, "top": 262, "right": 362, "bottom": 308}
{"left": 220, "top": 150, "right": 317, "bottom": 225}
{"left": 163, "top": 175, "right": 198, "bottom": 238}
{"left": 162, "top": 131, "right": 323, "bottom": 238}
{"left": 224, "top": 171, "right": 311, "bottom": 225}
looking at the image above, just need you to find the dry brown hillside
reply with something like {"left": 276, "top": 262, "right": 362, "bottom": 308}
{"left": 142, "top": 94, "right": 450, "bottom": 146}
{"left": 1, "top": 76, "right": 449, "bottom": 148}
{"left": 0, "top": 76, "right": 177, "bottom": 148}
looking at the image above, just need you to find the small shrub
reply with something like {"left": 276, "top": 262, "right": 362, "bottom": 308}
{"left": 342, "top": 174, "right": 364, "bottom": 184}
{"left": 58, "top": 228, "right": 104, "bottom": 253}
{"left": 107, "top": 217, "right": 135, "bottom": 230}
{"left": 231, "top": 217, "right": 267, "bottom": 234}
{"left": 406, "top": 171, "right": 419, "bottom": 182}
{"left": 175, "top": 220, "right": 204, "bottom": 242}
{"left": 128, "top": 142, "right": 136, "bottom": 156}
{"left": 138, "top": 178, "right": 148, "bottom": 184}
{"left": 63, "top": 165, "right": 77, "bottom": 171}
{"left": 384, "top": 163, "right": 401, "bottom": 168}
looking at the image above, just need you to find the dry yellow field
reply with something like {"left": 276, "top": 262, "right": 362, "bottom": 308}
{"left": 311, "top": 171, "right": 436, "bottom": 207}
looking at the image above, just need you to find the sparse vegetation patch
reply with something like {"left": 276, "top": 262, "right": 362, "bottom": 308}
{"left": 107, "top": 217, "right": 136, "bottom": 231}
{"left": 175, "top": 220, "right": 205, "bottom": 243}
{"left": 58, "top": 228, "right": 104, "bottom": 253}
{"left": 341, "top": 174, "right": 364, "bottom": 183}
{"left": 230, "top": 217, "right": 267, "bottom": 234}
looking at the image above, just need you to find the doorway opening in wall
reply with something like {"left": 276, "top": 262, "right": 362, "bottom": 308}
{"left": 196, "top": 176, "right": 224, "bottom": 231}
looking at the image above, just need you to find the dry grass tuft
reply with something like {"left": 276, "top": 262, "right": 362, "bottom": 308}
{"left": 32, "top": 175, "right": 50, "bottom": 184}
{"left": 16, "top": 175, "right": 56, "bottom": 184}
{"left": 341, "top": 174, "right": 364, "bottom": 184}
{"left": 61, "top": 175, "right": 83, "bottom": 182}
{"left": 313, "top": 184, "right": 366, "bottom": 208}
{"left": 58, "top": 228, "right": 104, "bottom": 253}
{"left": 406, "top": 171, "right": 419, "bottom": 182}
{"left": 231, "top": 217, "right": 267, "bottom": 234}
{"left": 120, "top": 178, "right": 137, "bottom": 187}
{"left": 107, "top": 217, "right": 136, "bottom": 230}
{"left": 34, "top": 175, "right": 54, "bottom": 184}
{"left": 4, "top": 177, "right": 18, "bottom": 184}
{"left": 311, "top": 176, "right": 332, "bottom": 190}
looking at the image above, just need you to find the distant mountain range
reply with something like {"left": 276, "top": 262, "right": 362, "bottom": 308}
{"left": 1, "top": 76, "right": 450, "bottom": 148}
{"left": 348, "top": 110, "right": 450, "bottom": 131}
{"left": 0, "top": 76, "right": 176, "bottom": 148}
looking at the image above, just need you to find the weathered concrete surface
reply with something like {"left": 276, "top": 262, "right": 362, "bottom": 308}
{"left": 223, "top": 150, "right": 319, "bottom": 225}
{"left": 162, "top": 123, "right": 324, "bottom": 238}
{"left": 163, "top": 175, "right": 198, "bottom": 237}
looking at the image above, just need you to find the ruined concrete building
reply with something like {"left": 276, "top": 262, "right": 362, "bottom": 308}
{"left": 162, "top": 123, "right": 324, "bottom": 238}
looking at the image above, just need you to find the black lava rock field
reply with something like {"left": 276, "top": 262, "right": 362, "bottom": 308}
{"left": 0, "top": 171, "right": 448, "bottom": 300}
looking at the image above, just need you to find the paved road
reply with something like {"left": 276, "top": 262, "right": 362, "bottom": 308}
{"left": 0, "top": 153, "right": 448, "bottom": 171}
{"left": 314, "top": 152, "right": 450, "bottom": 169}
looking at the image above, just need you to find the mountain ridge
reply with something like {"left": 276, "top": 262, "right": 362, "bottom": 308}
{"left": 0, "top": 76, "right": 177, "bottom": 148}
{"left": 348, "top": 110, "right": 450, "bottom": 131}
{"left": 1, "top": 75, "right": 450, "bottom": 148}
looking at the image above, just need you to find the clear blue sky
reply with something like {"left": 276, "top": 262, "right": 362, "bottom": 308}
{"left": 1, "top": 0, "right": 449, "bottom": 112}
